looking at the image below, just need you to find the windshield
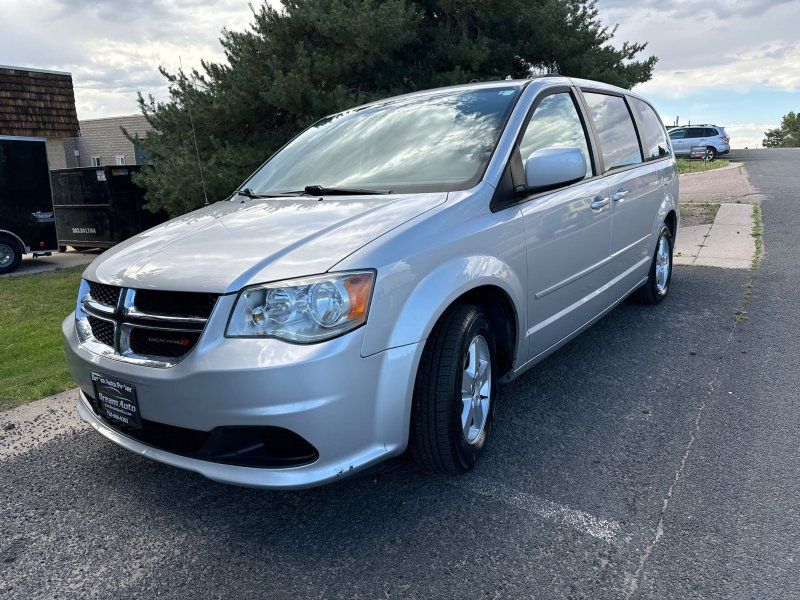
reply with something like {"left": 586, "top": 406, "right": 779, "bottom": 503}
{"left": 242, "top": 86, "right": 522, "bottom": 195}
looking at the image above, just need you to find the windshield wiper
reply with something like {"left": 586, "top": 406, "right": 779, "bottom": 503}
{"left": 236, "top": 188, "right": 303, "bottom": 199}
{"left": 303, "top": 185, "right": 391, "bottom": 196}
{"left": 236, "top": 188, "right": 269, "bottom": 199}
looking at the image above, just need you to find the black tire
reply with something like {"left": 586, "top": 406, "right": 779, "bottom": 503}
{"left": 0, "top": 237, "right": 22, "bottom": 274}
{"left": 706, "top": 146, "right": 717, "bottom": 160}
{"left": 58, "top": 245, "right": 68, "bottom": 253}
{"left": 633, "top": 224, "right": 673, "bottom": 305}
{"left": 410, "top": 304, "right": 497, "bottom": 474}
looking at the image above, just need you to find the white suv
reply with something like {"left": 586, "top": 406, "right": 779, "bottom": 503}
{"left": 668, "top": 125, "right": 730, "bottom": 159}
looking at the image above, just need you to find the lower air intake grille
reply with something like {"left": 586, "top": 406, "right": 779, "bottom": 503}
{"left": 86, "top": 394, "right": 319, "bottom": 467}
{"left": 88, "top": 316, "right": 114, "bottom": 347}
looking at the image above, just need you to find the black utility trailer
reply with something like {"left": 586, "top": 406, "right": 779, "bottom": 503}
{"left": 0, "top": 136, "right": 58, "bottom": 274}
{"left": 51, "top": 165, "right": 167, "bottom": 251}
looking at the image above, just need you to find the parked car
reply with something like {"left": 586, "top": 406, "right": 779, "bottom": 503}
{"left": 0, "top": 136, "right": 59, "bottom": 274}
{"left": 668, "top": 125, "right": 730, "bottom": 159}
{"left": 63, "top": 77, "right": 679, "bottom": 489}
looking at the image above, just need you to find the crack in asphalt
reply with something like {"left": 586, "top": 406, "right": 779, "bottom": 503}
{"left": 624, "top": 207, "right": 762, "bottom": 598}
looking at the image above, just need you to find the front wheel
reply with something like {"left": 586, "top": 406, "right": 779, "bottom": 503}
{"left": 634, "top": 224, "right": 673, "bottom": 304}
{"left": 410, "top": 304, "right": 496, "bottom": 474}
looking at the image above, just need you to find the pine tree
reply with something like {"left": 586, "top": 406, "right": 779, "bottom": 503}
{"left": 135, "top": 0, "right": 657, "bottom": 216}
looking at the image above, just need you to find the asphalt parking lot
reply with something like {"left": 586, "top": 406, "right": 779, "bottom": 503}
{"left": 2, "top": 150, "right": 799, "bottom": 599}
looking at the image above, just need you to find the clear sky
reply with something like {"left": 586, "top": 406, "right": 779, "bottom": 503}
{"left": 1, "top": 0, "right": 797, "bottom": 148}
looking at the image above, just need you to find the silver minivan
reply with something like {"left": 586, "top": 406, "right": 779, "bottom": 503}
{"left": 63, "top": 77, "right": 678, "bottom": 489}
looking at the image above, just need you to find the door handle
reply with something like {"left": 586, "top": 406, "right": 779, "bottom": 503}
{"left": 611, "top": 189, "right": 628, "bottom": 202}
{"left": 590, "top": 196, "right": 610, "bottom": 210}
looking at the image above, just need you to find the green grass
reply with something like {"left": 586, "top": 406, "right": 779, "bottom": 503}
{"left": 677, "top": 158, "right": 730, "bottom": 174}
{"left": 735, "top": 204, "right": 764, "bottom": 323}
{"left": 0, "top": 267, "right": 83, "bottom": 411}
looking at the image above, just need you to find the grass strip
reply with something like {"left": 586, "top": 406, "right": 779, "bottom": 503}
{"left": 677, "top": 158, "right": 730, "bottom": 174}
{"left": 0, "top": 266, "right": 83, "bottom": 411}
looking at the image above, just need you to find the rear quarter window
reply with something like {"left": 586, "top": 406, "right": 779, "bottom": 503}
{"left": 583, "top": 92, "right": 643, "bottom": 171}
{"left": 629, "top": 97, "right": 670, "bottom": 160}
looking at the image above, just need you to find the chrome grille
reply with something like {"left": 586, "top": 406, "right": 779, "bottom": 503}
{"left": 134, "top": 289, "right": 217, "bottom": 320}
{"left": 87, "top": 316, "right": 115, "bottom": 347}
{"left": 78, "top": 280, "right": 219, "bottom": 367}
{"left": 87, "top": 281, "right": 120, "bottom": 307}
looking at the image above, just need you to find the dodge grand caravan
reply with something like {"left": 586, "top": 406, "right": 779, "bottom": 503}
{"left": 63, "top": 77, "right": 679, "bottom": 489}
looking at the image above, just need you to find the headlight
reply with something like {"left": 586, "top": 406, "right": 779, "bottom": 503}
{"left": 226, "top": 271, "right": 375, "bottom": 343}
{"left": 75, "top": 279, "right": 93, "bottom": 342}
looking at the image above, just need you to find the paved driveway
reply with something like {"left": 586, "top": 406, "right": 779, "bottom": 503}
{"left": 2, "top": 150, "right": 798, "bottom": 599}
{"left": 1, "top": 248, "right": 99, "bottom": 278}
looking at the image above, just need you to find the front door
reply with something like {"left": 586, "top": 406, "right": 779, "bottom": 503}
{"left": 516, "top": 90, "right": 613, "bottom": 359}
{"left": 668, "top": 128, "right": 686, "bottom": 154}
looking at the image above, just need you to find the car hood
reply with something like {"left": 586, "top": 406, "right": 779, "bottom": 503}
{"left": 84, "top": 193, "right": 446, "bottom": 293}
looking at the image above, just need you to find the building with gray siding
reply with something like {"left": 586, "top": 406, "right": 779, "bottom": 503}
{"left": 64, "top": 114, "right": 153, "bottom": 168}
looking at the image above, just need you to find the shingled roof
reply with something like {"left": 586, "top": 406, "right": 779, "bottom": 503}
{"left": 0, "top": 65, "right": 79, "bottom": 138}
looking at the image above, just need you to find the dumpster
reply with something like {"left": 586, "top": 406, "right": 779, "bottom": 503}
{"left": 0, "top": 136, "right": 58, "bottom": 273}
{"left": 50, "top": 166, "right": 167, "bottom": 250}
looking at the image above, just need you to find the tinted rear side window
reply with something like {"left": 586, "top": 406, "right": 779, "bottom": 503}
{"left": 687, "top": 128, "right": 706, "bottom": 139}
{"left": 705, "top": 128, "right": 719, "bottom": 137}
{"left": 583, "top": 92, "right": 642, "bottom": 171}
{"left": 629, "top": 97, "right": 670, "bottom": 160}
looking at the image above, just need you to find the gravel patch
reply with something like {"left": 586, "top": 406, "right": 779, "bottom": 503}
{"left": 0, "top": 388, "right": 85, "bottom": 460}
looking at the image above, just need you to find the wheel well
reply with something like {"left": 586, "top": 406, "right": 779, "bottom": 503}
{"left": 665, "top": 210, "right": 677, "bottom": 237}
{"left": 0, "top": 233, "right": 24, "bottom": 254}
{"left": 447, "top": 286, "right": 518, "bottom": 378}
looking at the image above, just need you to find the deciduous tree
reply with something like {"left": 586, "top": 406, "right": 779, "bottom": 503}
{"left": 763, "top": 112, "right": 800, "bottom": 148}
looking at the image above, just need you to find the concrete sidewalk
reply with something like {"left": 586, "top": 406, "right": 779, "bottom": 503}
{"left": 680, "top": 163, "right": 764, "bottom": 205}
{"left": 675, "top": 203, "right": 756, "bottom": 269}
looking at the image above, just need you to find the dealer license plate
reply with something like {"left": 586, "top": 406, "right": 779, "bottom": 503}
{"left": 91, "top": 372, "right": 142, "bottom": 430}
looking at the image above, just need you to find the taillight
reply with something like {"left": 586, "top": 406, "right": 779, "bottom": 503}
{"left": 721, "top": 136, "right": 730, "bottom": 143}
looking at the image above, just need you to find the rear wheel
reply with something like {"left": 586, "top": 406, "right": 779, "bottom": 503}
{"left": 410, "top": 304, "right": 496, "bottom": 474}
{"left": 0, "top": 238, "right": 22, "bottom": 274}
{"left": 705, "top": 146, "right": 717, "bottom": 160}
{"left": 633, "top": 224, "right": 673, "bottom": 305}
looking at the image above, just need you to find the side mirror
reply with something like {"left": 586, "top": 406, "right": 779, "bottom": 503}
{"left": 524, "top": 147, "right": 586, "bottom": 190}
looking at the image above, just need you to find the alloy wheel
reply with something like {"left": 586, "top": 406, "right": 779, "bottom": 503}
{"left": 460, "top": 334, "right": 492, "bottom": 445}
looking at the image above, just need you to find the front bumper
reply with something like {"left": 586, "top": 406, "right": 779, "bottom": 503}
{"left": 64, "top": 314, "right": 423, "bottom": 489}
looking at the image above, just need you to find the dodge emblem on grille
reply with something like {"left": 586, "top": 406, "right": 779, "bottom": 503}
{"left": 148, "top": 337, "right": 191, "bottom": 347}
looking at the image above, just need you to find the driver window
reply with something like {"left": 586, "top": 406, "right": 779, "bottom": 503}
{"left": 519, "top": 92, "right": 593, "bottom": 179}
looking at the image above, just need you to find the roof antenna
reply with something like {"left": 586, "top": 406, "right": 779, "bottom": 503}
{"left": 180, "top": 56, "right": 209, "bottom": 207}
